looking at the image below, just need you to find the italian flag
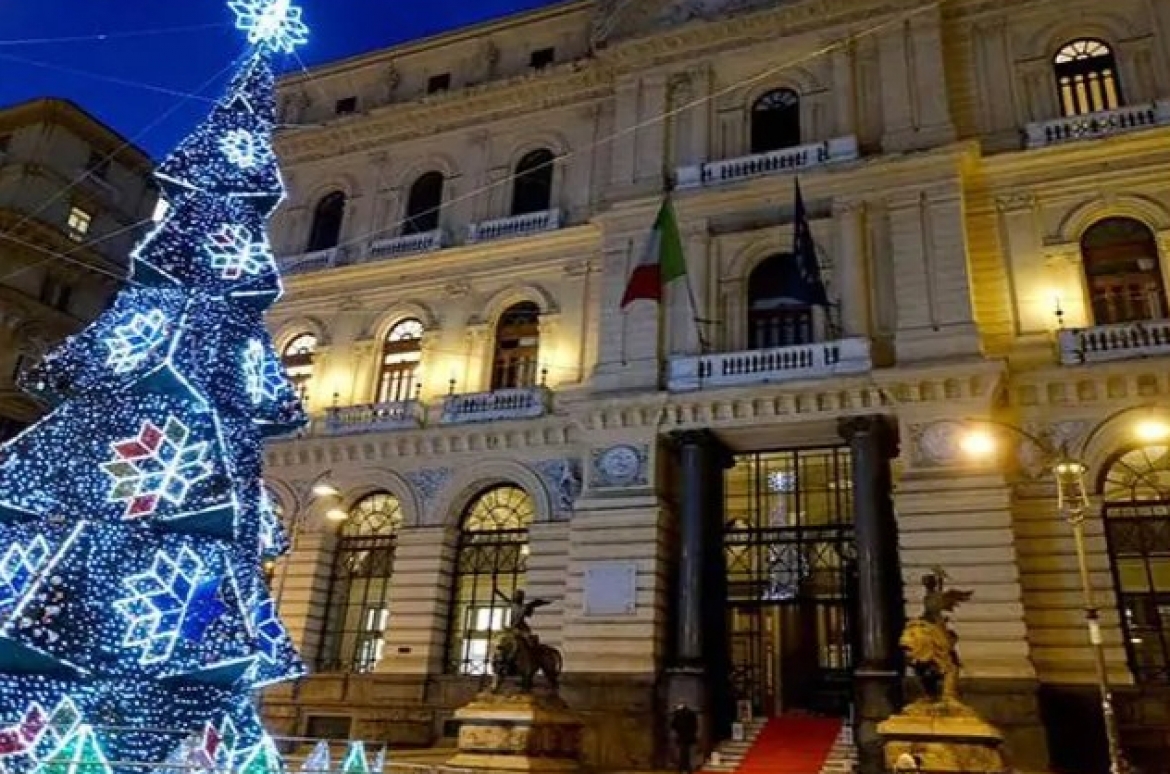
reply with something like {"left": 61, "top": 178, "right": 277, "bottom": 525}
{"left": 620, "top": 198, "right": 687, "bottom": 308}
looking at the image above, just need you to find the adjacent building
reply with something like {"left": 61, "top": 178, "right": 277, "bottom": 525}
{"left": 261, "top": 1, "right": 1170, "bottom": 772}
{"left": 0, "top": 98, "right": 158, "bottom": 439}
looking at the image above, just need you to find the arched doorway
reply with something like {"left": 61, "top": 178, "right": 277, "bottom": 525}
{"left": 377, "top": 318, "right": 423, "bottom": 403}
{"left": 1080, "top": 218, "right": 1166, "bottom": 325}
{"left": 751, "top": 89, "right": 801, "bottom": 154}
{"left": 404, "top": 171, "right": 444, "bottom": 235}
{"left": 306, "top": 191, "right": 346, "bottom": 252}
{"left": 511, "top": 149, "right": 555, "bottom": 216}
{"left": 1054, "top": 39, "right": 1123, "bottom": 117}
{"left": 748, "top": 254, "right": 815, "bottom": 349}
{"left": 491, "top": 302, "right": 541, "bottom": 390}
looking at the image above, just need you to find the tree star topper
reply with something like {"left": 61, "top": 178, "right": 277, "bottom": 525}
{"left": 229, "top": 0, "right": 309, "bottom": 54}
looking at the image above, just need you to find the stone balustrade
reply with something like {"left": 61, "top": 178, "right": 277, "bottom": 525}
{"left": 440, "top": 386, "right": 551, "bottom": 425}
{"left": 1026, "top": 100, "right": 1170, "bottom": 149}
{"left": 319, "top": 400, "right": 424, "bottom": 435}
{"left": 1058, "top": 319, "right": 1170, "bottom": 364}
{"left": 467, "top": 209, "right": 562, "bottom": 243}
{"left": 280, "top": 247, "right": 344, "bottom": 275}
{"left": 676, "top": 136, "right": 858, "bottom": 189}
{"left": 667, "top": 337, "right": 873, "bottom": 392}
{"left": 367, "top": 229, "right": 444, "bottom": 260}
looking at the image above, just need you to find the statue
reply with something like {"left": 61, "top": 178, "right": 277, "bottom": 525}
{"left": 489, "top": 589, "right": 563, "bottom": 693}
{"left": 900, "top": 567, "right": 973, "bottom": 710}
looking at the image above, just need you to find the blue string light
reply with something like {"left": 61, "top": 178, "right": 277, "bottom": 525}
{"left": 0, "top": 2, "right": 309, "bottom": 771}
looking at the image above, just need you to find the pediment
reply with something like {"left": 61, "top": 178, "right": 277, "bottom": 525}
{"left": 592, "top": 0, "right": 780, "bottom": 45}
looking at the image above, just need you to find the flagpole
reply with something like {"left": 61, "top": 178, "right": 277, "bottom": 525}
{"left": 662, "top": 179, "right": 709, "bottom": 356}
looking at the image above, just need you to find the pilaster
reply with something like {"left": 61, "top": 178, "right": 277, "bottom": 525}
{"left": 378, "top": 526, "right": 457, "bottom": 675}
{"left": 832, "top": 199, "right": 870, "bottom": 338}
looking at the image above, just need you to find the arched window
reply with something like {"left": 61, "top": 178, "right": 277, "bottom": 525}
{"left": 1101, "top": 445, "right": 1170, "bottom": 685}
{"left": 1081, "top": 218, "right": 1166, "bottom": 325}
{"left": 447, "top": 485, "right": 535, "bottom": 674}
{"left": 491, "top": 302, "right": 540, "bottom": 391}
{"left": 281, "top": 333, "right": 317, "bottom": 400}
{"left": 403, "top": 171, "right": 444, "bottom": 235}
{"left": 1055, "top": 39, "right": 1123, "bottom": 117}
{"left": 306, "top": 191, "right": 346, "bottom": 252}
{"left": 751, "top": 89, "right": 801, "bottom": 155}
{"left": 378, "top": 318, "right": 423, "bottom": 404}
{"left": 748, "top": 254, "right": 815, "bottom": 349}
{"left": 318, "top": 492, "right": 404, "bottom": 673}
{"left": 510, "top": 149, "right": 555, "bottom": 216}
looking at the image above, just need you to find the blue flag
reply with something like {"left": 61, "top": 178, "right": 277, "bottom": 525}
{"left": 792, "top": 179, "right": 830, "bottom": 307}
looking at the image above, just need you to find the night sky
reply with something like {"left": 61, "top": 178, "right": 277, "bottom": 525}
{"left": 0, "top": 1, "right": 563, "bottom": 159}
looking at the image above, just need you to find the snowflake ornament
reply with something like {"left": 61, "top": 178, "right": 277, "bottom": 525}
{"left": 242, "top": 339, "right": 286, "bottom": 405}
{"left": 0, "top": 537, "right": 51, "bottom": 614}
{"left": 219, "top": 129, "right": 268, "bottom": 170}
{"left": 115, "top": 547, "right": 227, "bottom": 665}
{"left": 101, "top": 417, "right": 214, "bottom": 519}
{"left": 206, "top": 225, "right": 272, "bottom": 281}
{"left": 104, "top": 309, "right": 169, "bottom": 374}
{"left": 229, "top": 0, "right": 309, "bottom": 54}
{"left": 249, "top": 598, "right": 285, "bottom": 662}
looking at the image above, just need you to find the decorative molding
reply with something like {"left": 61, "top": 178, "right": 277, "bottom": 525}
{"left": 907, "top": 420, "right": 967, "bottom": 468}
{"left": 406, "top": 467, "right": 454, "bottom": 522}
{"left": 533, "top": 458, "right": 583, "bottom": 520}
{"left": 591, "top": 444, "right": 650, "bottom": 488}
{"left": 444, "top": 281, "right": 472, "bottom": 299}
{"left": 995, "top": 192, "right": 1036, "bottom": 213}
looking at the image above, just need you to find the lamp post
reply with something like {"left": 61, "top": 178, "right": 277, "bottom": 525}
{"left": 958, "top": 407, "right": 1170, "bottom": 774}
{"left": 271, "top": 469, "right": 345, "bottom": 610}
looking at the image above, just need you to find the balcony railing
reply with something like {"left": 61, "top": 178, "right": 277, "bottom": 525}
{"left": 319, "top": 400, "right": 424, "bottom": 435}
{"left": 1026, "top": 100, "right": 1170, "bottom": 149}
{"left": 667, "top": 337, "right": 873, "bottom": 392}
{"left": 280, "top": 247, "right": 344, "bottom": 275}
{"left": 367, "top": 229, "right": 444, "bottom": 259}
{"left": 440, "top": 386, "right": 551, "bottom": 425}
{"left": 467, "top": 209, "right": 562, "bottom": 243}
{"left": 1058, "top": 319, "right": 1170, "bottom": 365}
{"left": 676, "top": 136, "right": 859, "bottom": 189}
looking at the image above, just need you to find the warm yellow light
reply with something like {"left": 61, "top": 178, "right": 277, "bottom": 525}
{"left": 960, "top": 429, "right": 997, "bottom": 459}
{"left": 325, "top": 508, "right": 349, "bottom": 523}
{"left": 312, "top": 481, "right": 340, "bottom": 498}
{"left": 1134, "top": 419, "right": 1170, "bottom": 444}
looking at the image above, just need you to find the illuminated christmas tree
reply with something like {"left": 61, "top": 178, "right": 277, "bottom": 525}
{"left": 0, "top": 2, "right": 310, "bottom": 772}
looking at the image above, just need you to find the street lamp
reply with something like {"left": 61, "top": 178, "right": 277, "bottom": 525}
{"left": 959, "top": 408, "right": 1170, "bottom": 774}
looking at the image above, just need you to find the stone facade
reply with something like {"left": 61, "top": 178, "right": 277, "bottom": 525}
{"left": 0, "top": 98, "right": 157, "bottom": 439}
{"left": 262, "top": 1, "right": 1170, "bottom": 772}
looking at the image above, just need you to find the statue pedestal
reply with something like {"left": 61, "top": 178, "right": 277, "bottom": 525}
{"left": 878, "top": 701, "right": 1008, "bottom": 774}
{"left": 448, "top": 691, "right": 583, "bottom": 774}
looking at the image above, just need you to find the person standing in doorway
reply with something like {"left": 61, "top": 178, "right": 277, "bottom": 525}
{"left": 670, "top": 702, "right": 699, "bottom": 774}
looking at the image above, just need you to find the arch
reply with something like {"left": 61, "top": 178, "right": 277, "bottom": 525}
{"left": 431, "top": 459, "right": 554, "bottom": 529}
{"left": 1056, "top": 195, "right": 1170, "bottom": 243}
{"left": 403, "top": 171, "right": 445, "bottom": 235}
{"left": 1079, "top": 217, "right": 1166, "bottom": 325}
{"left": 477, "top": 283, "right": 559, "bottom": 327}
{"left": 747, "top": 253, "right": 816, "bottom": 349}
{"left": 306, "top": 191, "right": 347, "bottom": 252}
{"left": 510, "top": 148, "right": 556, "bottom": 216}
{"left": 750, "top": 87, "right": 801, "bottom": 154}
{"left": 330, "top": 467, "right": 424, "bottom": 528}
{"left": 273, "top": 316, "right": 331, "bottom": 351}
{"left": 366, "top": 301, "right": 441, "bottom": 340}
{"left": 1052, "top": 38, "right": 1123, "bottom": 117}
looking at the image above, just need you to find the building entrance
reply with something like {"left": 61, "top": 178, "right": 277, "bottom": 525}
{"left": 725, "top": 448, "right": 858, "bottom": 718}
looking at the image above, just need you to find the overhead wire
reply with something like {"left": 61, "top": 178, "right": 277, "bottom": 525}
{"left": 0, "top": 52, "right": 219, "bottom": 103}
{"left": 0, "top": 22, "right": 232, "bottom": 47}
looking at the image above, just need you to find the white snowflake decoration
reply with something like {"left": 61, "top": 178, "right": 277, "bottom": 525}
{"left": 219, "top": 128, "right": 267, "bottom": 170}
{"left": 115, "top": 546, "right": 221, "bottom": 665}
{"left": 205, "top": 224, "right": 272, "bottom": 281}
{"left": 229, "top": 0, "right": 309, "bottom": 54}
{"left": 105, "top": 309, "right": 168, "bottom": 374}
{"left": 249, "top": 597, "right": 285, "bottom": 662}
{"left": 101, "top": 417, "right": 214, "bottom": 519}
{"left": 242, "top": 339, "right": 285, "bottom": 405}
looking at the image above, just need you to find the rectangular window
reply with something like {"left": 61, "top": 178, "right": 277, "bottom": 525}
{"left": 0, "top": 135, "right": 10, "bottom": 156}
{"left": 86, "top": 151, "right": 111, "bottom": 179}
{"left": 530, "top": 47, "right": 555, "bottom": 70}
{"left": 67, "top": 206, "right": 92, "bottom": 241}
{"left": 334, "top": 96, "right": 358, "bottom": 115}
{"left": 427, "top": 73, "right": 451, "bottom": 94}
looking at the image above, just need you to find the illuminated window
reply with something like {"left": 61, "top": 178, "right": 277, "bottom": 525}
{"left": 67, "top": 206, "right": 93, "bottom": 242}
{"left": 1055, "top": 39, "right": 1123, "bottom": 117}
{"left": 377, "top": 318, "right": 423, "bottom": 404}
{"left": 751, "top": 89, "right": 801, "bottom": 154}
{"left": 491, "top": 303, "right": 540, "bottom": 391}
{"left": 1101, "top": 446, "right": 1170, "bottom": 685}
{"left": 1081, "top": 218, "right": 1166, "bottom": 325}
{"left": 281, "top": 333, "right": 317, "bottom": 400}
{"left": 511, "top": 149, "right": 554, "bottom": 216}
{"left": 748, "top": 254, "right": 815, "bottom": 349}
{"left": 447, "top": 485, "right": 534, "bottom": 674}
{"left": 306, "top": 191, "right": 346, "bottom": 252}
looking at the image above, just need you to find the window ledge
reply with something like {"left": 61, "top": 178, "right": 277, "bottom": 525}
{"left": 467, "top": 209, "right": 562, "bottom": 244}
{"left": 667, "top": 338, "right": 872, "bottom": 392}
{"left": 1026, "top": 100, "right": 1170, "bottom": 149}
{"left": 1058, "top": 319, "right": 1170, "bottom": 365}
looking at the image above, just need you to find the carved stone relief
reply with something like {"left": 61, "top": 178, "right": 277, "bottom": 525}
{"left": 407, "top": 467, "right": 454, "bottom": 523}
{"left": 591, "top": 444, "right": 650, "bottom": 488}
{"left": 533, "top": 458, "right": 583, "bottom": 519}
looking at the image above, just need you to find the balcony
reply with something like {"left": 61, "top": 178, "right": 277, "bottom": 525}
{"left": 319, "top": 400, "right": 424, "bottom": 435}
{"left": 367, "top": 229, "right": 444, "bottom": 260}
{"left": 1058, "top": 320, "right": 1170, "bottom": 365}
{"left": 1026, "top": 100, "right": 1170, "bottom": 149}
{"left": 676, "top": 136, "right": 858, "bottom": 190}
{"left": 280, "top": 247, "right": 344, "bottom": 275}
{"left": 467, "top": 209, "right": 562, "bottom": 243}
{"left": 667, "top": 338, "right": 873, "bottom": 392}
{"left": 440, "top": 386, "right": 551, "bottom": 425}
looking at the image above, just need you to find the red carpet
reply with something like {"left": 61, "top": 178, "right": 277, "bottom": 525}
{"left": 730, "top": 716, "right": 843, "bottom": 774}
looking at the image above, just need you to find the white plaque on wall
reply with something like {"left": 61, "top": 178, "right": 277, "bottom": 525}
{"left": 582, "top": 561, "right": 637, "bottom": 616}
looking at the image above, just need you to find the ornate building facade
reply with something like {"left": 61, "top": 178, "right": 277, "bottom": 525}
{"left": 262, "top": 1, "right": 1170, "bottom": 771}
{"left": 0, "top": 98, "right": 158, "bottom": 439}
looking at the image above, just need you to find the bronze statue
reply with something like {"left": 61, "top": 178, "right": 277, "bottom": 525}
{"left": 900, "top": 567, "right": 973, "bottom": 709}
{"left": 489, "top": 589, "right": 563, "bottom": 693}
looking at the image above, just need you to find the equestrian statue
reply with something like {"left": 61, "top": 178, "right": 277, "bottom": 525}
{"left": 489, "top": 589, "right": 564, "bottom": 693}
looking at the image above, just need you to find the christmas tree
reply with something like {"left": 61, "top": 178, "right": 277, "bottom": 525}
{"left": 0, "top": 2, "right": 311, "bottom": 772}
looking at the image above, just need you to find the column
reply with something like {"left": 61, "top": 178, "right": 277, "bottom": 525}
{"left": 668, "top": 430, "right": 733, "bottom": 748}
{"left": 838, "top": 416, "right": 902, "bottom": 774}
{"left": 832, "top": 199, "right": 869, "bottom": 338}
